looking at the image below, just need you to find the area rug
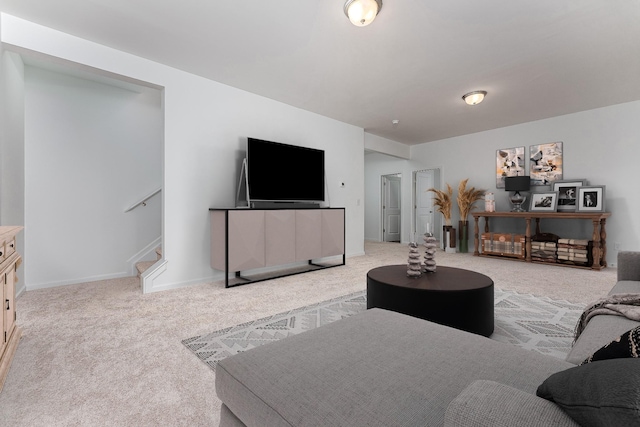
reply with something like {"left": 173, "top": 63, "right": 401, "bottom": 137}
{"left": 182, "top": 289, "right": 585, "bottom": 371}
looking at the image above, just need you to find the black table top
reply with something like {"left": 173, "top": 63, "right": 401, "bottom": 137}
{"left": 367, "top": 265, "right": 493, "bottom": 292}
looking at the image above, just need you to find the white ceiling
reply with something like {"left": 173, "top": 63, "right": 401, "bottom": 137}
{"left": 1, "top": 0, "right": 639, "bottom": 145}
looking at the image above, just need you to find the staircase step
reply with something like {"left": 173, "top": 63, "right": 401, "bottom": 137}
{"left": 136, "top": 261, "right": 156, "bottom": 277}
{"left": 156, "top": 246, "right": 162, "bottom": 260}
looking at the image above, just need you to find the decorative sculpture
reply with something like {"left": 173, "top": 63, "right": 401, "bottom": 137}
{"left": 423, "top": 227, "right": 437, "bottom": 273}
{"left": 407, "top": 242, "right": 422, "bottom": 278}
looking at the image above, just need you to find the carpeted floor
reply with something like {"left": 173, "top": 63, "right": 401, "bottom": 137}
{"left": 0, "top": 241, "right": 618, "bottom": 426}
{"left": 182, "top": 288, "right": 584, "bottom": 370}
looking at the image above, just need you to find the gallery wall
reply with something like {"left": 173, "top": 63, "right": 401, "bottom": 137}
{"left": 1, "top": 13, "right": 365, "bottom": 292}
{"left": 365, "top": 100, "right": 639, "bottom": 266}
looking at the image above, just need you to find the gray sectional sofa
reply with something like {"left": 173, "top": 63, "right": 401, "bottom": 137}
{"left": 215, "top": 252, "right": 640, "bottom": 427}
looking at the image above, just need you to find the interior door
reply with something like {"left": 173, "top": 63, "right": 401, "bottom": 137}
{"left": 382, "top": 174, "right": 401, "bottom": 242}
{"left": 414, "top": 170, "right": 435, "bottom": 242}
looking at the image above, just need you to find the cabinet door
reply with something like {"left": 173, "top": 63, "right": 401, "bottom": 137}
{"left": 228, "top": 210, "right": 266, "bottom": 272}
{"left": 4, "top": 268, "right": 15, "bottom": 340}
{"left": 265, "top": 210, "right": 296, "bottom": 266}
{"left": 0, "top": 272, "right": 5, "bottom": 349}
{"left": 322, "top": 209, "right": 345, "bottom": 257}
{"left": 295, "top": 210, "right": 322, "bottom": 261}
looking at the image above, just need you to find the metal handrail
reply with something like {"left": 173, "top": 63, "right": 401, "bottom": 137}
{"left": 124, "top": 188, "right": 162, "bottom": 213}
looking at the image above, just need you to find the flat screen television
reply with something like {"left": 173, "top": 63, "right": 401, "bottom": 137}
{"left": 247, "top": 138, "right": 325, "bottom": 203}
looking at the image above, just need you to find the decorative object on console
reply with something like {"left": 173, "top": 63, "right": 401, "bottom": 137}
{"left": 556, "top": 238, "right": 592, "bottom": 267}
{"left": 481, "top": 233, "right": 525, "bottom": 259}
{"left": 505, "top": 175, "right": 530, "bottom": 212}
{"left": 484, "top": 192, "right": 495, "bottom": 212}
{"left": 529, "top": 142, "right": 563, "bottom": 185}
{"left": 552, "top": 179, "right": 587, "bottom": 212}
{"left": 423, "top": 228, "right": 437, "bottom": 273}
{"left": 344, "top": 0, "right": 382, "bottom": 27}
{"left": 496, "top": 146, "right": 525, "bottom": 188}
{"left": 576, "top": 186, "right": 606, "bottom": 213}
{"left": 457, "top": 179, "right": 485, "bottom": 253}
{"left": 529, "top": 191, "right": 559, "bottom": 212}
{"left": 407, "top": 242, "right": 422, "bottom": 278}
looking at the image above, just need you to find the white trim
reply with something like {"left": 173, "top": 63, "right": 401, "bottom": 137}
{"left": 26, "top": 271, "right": 130, "bottom": 291}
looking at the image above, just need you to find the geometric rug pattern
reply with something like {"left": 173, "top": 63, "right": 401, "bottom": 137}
{"left": 182, "top": 289, "right": 585, "bottom": 371}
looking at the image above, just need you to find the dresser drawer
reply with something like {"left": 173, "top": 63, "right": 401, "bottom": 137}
{"left": 4, "top": 237, "right": 16, "bottom": 257}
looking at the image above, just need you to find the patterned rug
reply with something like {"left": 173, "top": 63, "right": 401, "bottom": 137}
{"left": 182, "top": 289, "right": 585, "bottom": 371}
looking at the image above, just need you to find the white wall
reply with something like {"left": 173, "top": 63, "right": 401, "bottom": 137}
{"left": 24, "top": 66, "right": 162, "bottom": 288}
{"left": 1, "top": 14, "right": 365, "bottom": 292}
{"left": 408, "top": 101, "right": 640, "bottom": 264}
{"left": 0, "top": 47, "right": 26, "bottom": 293}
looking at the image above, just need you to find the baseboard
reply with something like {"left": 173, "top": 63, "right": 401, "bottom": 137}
{"left": 26, "top": 271, "right": 130, "bottom": 291}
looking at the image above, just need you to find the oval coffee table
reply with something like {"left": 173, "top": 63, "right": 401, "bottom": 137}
{"left": 367, "top": 265, "right": 494, "bottom": 336}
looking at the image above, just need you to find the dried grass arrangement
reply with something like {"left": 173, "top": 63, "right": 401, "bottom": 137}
{"left": 428, "top": 184, "right": 453, "bottom": 226}
{"left": 457, "top": 179, "right": 485, "bottom": 222}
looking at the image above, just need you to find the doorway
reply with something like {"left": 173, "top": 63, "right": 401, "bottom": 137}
{"left": 413, "top": 169, "right": 441, "bottom": 244}
{"left": 382, "top": 174, "right": 402, "bottom": 242}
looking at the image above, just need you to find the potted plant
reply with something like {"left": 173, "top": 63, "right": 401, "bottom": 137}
{"left": 456, "top": 179, "right": 485, "bottom": 253}
{"left": 428, "top": 184, "right": 453, "bottom": 249}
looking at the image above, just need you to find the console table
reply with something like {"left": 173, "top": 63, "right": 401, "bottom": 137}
{"left": 471, "top": 211, "right": 611, "bottom": 270}
{"left": 210, "top": 208, "right": 345, "bottom": 287}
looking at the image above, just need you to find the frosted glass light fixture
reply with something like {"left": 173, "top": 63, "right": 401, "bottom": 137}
{"left": 344, "top": 0, "right": 383, "bottom": 27}
{"left": 462, "top": 91, "right": 487, "bottom": 105}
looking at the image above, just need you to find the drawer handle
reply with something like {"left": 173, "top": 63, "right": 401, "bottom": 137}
{"left": 9, "top": 243, "right": 14, "bottom": 248}
{"left": 5, "top": 299, "right": 8, "bottom": 310}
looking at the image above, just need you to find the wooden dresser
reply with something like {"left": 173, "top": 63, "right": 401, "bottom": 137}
{"left": 0, "top": 226, "right": 23, "bottom": 392}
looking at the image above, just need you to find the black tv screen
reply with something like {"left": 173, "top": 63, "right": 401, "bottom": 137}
{"left": 247, "top": 138, "right": 325, "bottom": 202}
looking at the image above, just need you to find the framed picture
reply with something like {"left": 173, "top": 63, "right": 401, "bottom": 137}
{"left": 576, "top": 186, "right": 606, "bottom": 212}
{"left": 529, "top": 191, "right": 559, "bottom": 212}
{"left": 552, "top": 179, "right": 588, "bottom": 212}
{"left": 496, "top": 146, "right": 525, "bottom": 188}
{"left": 529, "top": 142, "right": 563, "bottom": 186}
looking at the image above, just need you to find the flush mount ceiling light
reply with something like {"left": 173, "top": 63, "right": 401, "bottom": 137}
{"left": 462, "top": 91, "right": 487, "bottom": 106}
{"left": 344, "top": 0, "right": 383, "bottom": 27}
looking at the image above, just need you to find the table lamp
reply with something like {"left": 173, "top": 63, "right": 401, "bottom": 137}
{"left": 505, "top": 176, "right": 530, "bottom": 212}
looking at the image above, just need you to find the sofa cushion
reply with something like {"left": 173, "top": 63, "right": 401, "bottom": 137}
{"left": 444, "top": 380, "right": 579, "bottom": 427}
{"left": 216, "top": 308, "right": 572, "bottom": 427}
{"left": 582, "top": 325, "right": 640, "bottom": 364}
{"left": 608, "top": 280, "right": 640, "bottom": 295}
{"left": 537, "top": 358, "right": 640, "bottom": 427}
{"left": 565, "top": 314, "right": 640, "bottom": 364}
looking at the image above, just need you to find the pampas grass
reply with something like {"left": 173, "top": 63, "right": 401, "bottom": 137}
{"left": 457, "top": 179, "right": 485, "bottom": 221}
{"left": 428, "top": 184, "right": 453, "bottom": 226}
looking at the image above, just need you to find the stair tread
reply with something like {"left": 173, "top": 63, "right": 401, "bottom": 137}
{"left": 136, "top": 260, "right": 157, "bottom": 276}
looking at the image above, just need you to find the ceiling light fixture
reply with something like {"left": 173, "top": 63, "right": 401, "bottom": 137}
{"left": 344, "top": 0, "right": 383, "bottom": 27}
{"left": 462, "top": 91, "right": 487, "bottom": 106}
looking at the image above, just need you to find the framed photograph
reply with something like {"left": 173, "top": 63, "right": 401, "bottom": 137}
{"left": 496, "top": 146, "right": 525, "bottom": 188}
{"left": 529, "top": 191, "right": 559, "bottom": 212}
{"left": 529, "top": 142, "right": 563, "bottom": 186}
{"left": 552, "top": 179, "right": 588, "bottom": 212}
{"left": 576, "top": 186, "right": 606, "bottom": 212}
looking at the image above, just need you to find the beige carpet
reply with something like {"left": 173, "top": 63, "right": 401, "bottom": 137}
{"left": 0, "top": 241, "right": 617, "bottom": 426}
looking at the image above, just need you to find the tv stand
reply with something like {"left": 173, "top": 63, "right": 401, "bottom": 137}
{"left": 210, "top": 207, "right": 345, "bottom": 287}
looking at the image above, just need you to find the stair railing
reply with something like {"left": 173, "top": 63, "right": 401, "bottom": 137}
{"left": 124, "top": 188, "right": 162, "bottom": 213}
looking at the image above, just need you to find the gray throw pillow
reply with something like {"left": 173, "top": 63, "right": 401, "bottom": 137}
{"left": 536, "top": 358, "right": 640, "bottom": 427}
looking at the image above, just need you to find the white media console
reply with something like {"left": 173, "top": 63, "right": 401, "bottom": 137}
{"left": 210, "top": 208, "right": 345, "bottom": 287}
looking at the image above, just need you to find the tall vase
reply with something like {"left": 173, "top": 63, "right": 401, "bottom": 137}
{"left": 443, "top": 225, "right": 452, "bottom": 250}
{"left": 458, "top": 220, "right": 469, "bottom": 253}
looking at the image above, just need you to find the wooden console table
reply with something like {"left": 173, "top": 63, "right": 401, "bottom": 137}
{"left": 471, "top": 211, "right": 611, "bottom": 270}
